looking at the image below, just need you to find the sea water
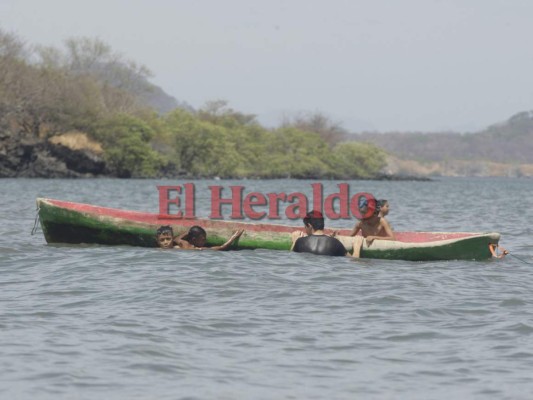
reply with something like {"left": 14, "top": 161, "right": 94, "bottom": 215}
{"left": 1, "top": 178, "right": 533, "bottom": 399}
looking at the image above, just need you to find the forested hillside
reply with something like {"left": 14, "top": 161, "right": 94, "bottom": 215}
{"left": 0, "top": 30, "right": 386, "bottom": 179}
{"left": 3, "top": 29, "right": 530, "bottom": 179}
{"left": 351, "top": 111, "right": 533, "bottom": 164}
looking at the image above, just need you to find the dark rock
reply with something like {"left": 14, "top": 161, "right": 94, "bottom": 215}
{"left": 47, "top": 142, "right": 107, "bottom": 175}
{"left": 0, "top": 132, "right": 108, "bottom": 178}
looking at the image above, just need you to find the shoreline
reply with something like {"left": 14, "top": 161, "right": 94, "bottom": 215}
{"left": 0, "top": 133, "right": 430, "bottom": 181}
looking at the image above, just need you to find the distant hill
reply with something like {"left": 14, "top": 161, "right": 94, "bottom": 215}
{"left": 350, "top": 111, "right": 533, "bottom": 164}
{"left": 139, "top": 83, "right": 194, "bottom": 114}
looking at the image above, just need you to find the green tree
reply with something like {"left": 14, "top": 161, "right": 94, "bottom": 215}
{"left": 164, "top": 109, "right": 244, "bottom": 177}
{"left": 197, "top": 100, "right": 257, "bottom": 129}
{"left": 331, "top": 141, "right": 387, "bottom": 178}
{"left": 280, "top": 111, "right": 347, "bottom": 146}
{"left": 265, "top": 127, "right": 333, "bottom": 178}
{"left": 91, "top": 114, "right": 163, "bottom": 177}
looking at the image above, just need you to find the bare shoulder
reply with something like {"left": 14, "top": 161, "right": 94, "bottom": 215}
{"left": 381, "top": 217, "right": 392, "bottom": 227}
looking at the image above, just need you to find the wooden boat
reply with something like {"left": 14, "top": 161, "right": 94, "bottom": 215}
{"left": 36, "top": 198, "right": 500, "bottom": 261}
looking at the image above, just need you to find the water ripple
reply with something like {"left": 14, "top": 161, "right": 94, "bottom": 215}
{"left": 2, "top": 178, "right": 533, "bottom": 399}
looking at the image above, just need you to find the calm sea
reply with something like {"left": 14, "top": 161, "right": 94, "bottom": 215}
{"left": 1, "top": 178, "right": 533, "bottom": 399}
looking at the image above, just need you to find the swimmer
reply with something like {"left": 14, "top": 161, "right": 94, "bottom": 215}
{"left": 156, "top": 225, "right": 176, "bottom": 249}
{"left": 290, "top": 211, "right": 348, "bottom": 257}
{"left": 176, "top": 225, "right": 244, "bottom": 251}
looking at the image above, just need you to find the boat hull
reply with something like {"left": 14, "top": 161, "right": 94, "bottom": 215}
{"left": 36, "top": 198, "right": 500, "bottom": 261}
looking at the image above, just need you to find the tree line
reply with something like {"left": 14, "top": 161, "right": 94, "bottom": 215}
{"left": 0, "top": 30, "right": 387, "bottom": 178}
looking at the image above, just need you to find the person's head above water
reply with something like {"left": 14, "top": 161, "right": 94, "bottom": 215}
{"left": 377, "top": 199, "right": 389, "bottom": 217}
{"left": 156, "top": 225, "right": 174, "bottom": 249}
{"left": 157, "top": 225, "right": 173, "bottom": 236}
{"left": 303, "top": 210, "right": 325, "bottom": 232}
{"left": 183, "top": 225, "right": 207, "bottom": 248}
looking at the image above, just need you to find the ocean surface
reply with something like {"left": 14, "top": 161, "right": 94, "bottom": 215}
{"left": 1, "top": 177, "right": 533, "bottom": 399}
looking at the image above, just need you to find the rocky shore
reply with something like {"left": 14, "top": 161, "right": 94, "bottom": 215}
{"left": 0, "top": 132, "right": 107, "bottom": 178}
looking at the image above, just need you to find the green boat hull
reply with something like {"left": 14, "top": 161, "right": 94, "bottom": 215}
{"left": 37, "top": 198, "right": 500, "bottom": 261}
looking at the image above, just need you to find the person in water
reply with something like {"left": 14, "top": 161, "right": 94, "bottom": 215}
{"left": 156, "top": 225, "right": 175, "bottom": 249}
{"left": 349, "top": 199, "right": 394, "bottom": 257}
{"left": 489, "top": 243, "right": 509, "bottom": 259}
{"left": 377, "top": 199, "right": 389, "bottom": 218}
{"left": 175, "top": 225, "right": 244, "bottom": 251}
{"left": 290, "top": 210, "right": 348, "bottom": 257}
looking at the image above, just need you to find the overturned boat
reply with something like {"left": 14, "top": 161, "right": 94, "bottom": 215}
{"left": 36, "top": 198, "right": 500, "bottom": 261}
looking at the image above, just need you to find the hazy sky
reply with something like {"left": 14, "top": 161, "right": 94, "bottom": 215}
{"left": 2, "top": 0, "right": 533, "bottom": 132}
